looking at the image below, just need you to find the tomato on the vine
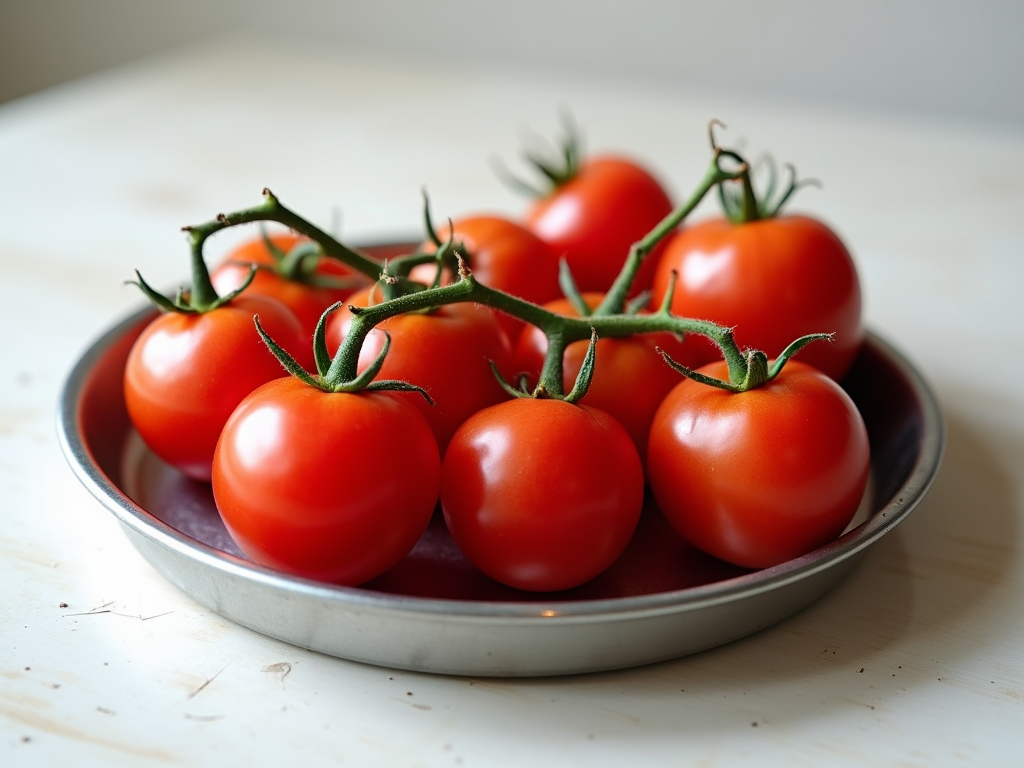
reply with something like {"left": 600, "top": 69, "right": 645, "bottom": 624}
{"left": 211, "top": 232, "right": 365, "bottom": 337}
{"left": 124, "top": 293, "right": 310, "bottom": 482}
{"left": 212, "top": 378, "right": 440, "bottom": 584}
{"left": 525, "top": 155, "right": 673, "bottom": 295}
{"left": 651, "top": 214, "right": 862, "bottom": 382}
{"left": 513, "top": 292, "right": 715, "bottom": 464}
{"left": 441, "top": 398, "right": 644, "bottom": 592}
{"left": 414, "top": 215, "right": 562, "bottom": 342}
{"left": 646, "top": 359, "right": 870, "bottom": 569}
{"left": 325, "top": 284, "right": 513, "bottom": 452}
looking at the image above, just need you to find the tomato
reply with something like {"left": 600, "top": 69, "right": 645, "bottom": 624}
{"left": 525, "top": 156, "right": 673, "bottom": 295}
{"left": 650, "top": 215, "right": 863, "bottom": 381}
{"left": 441, "top": 398, "right": 644, "bottom": 592}
{"left": 211, "top": 233, "right": 366, "bottom": 337}
{"left": 414, "top": 215, "right": 562, "bottom": 342}
{"left": 513, "top": 293, "right": 715, "bottom": 465}
{"left": 124, "top": 294, "right": 311, "bottom": 482}
{"left": 325, "top": 285, "right": 513, "bottom": 453}
{"left": 212, "top": 378, "right": 440, "bottom": 584}
{"left": 646, "top": 360, "right": 870, "bottom": 569}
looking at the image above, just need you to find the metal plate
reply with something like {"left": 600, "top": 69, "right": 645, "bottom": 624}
{"left": 57, "top": 289, "right": 943, "bottom": 677}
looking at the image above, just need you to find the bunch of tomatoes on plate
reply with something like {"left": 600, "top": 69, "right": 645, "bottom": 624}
{"left": 122, "top": 121, "right": 869, "bottom": 593}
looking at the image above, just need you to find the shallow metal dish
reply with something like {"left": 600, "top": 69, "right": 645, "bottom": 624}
{"left": 58, "top": 274, "right": 943, "bottom": 677}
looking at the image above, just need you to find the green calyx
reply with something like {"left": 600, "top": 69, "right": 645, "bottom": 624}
{"left": 657, "top": 333, "right": 834, "bottom": 393}
{"left": 253, "top": 304, "right": 434, "bottom": 402}
{"left": 244, "top": 227, "right": 362, "bottom": 291}
{"left": 710, "top": 121, "right": 821, "bottom": 225}
{"left": 127, "top": 226, "right": 251, "bottom": 314}
{"left": 492, "top": 109, "right": 582, "bottom": 198}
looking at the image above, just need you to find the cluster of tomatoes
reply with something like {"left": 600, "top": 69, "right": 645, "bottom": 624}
{"left": 123, "top": 123, "right": 870, "bottom": 593}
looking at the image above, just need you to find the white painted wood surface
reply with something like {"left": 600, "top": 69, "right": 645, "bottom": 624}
{"left": 1, "top": 35, "right": 1022, "bottom": 767}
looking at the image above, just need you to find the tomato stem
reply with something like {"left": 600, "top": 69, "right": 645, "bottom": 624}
{"left": 326, "top": 256, "right": 752, "bottom": 399}
{"left": 129, "top": 243, "right": 255, "bottom": 315}
{"left": 593, "top": 148, "right": 748, "bottom": 317}
{"left": 188, "top": 189, "right": 386, "bottom": 281}
{"left": 657, "top": 332, "right": 834, "bottom": 392}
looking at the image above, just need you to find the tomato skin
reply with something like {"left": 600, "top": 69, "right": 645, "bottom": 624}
{"left": 525, "top": 156, "right": 674, "bottom": 295}
{"left": 651, "top": 215, "right": 863, "bottom": 381}
{"left": 414, "top": 215, "right": 562, "bottom": 342}
{"left": 212, "top": 379, "right": 440, "bottom": 584}
{"left": 124, "top": 295, "right": 311, "bottom": 482}
{"left": 325, "top": 286, "right": 513, "bottom": 453}
{"left": 513, "top": 293, "right": 715, "bottom": 466}
{"left": 441, "top": 398, "right": 644, "bottom": 592}
{"left": 647, "top": 360, "right": 870, "bottom": 569}
{"left": 211, "top": 233, "right": 365, "bottom": 337}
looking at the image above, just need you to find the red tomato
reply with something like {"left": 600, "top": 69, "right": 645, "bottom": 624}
{"left": 212, "top": 378, "right": 440, "bottom": 584}
{"left": 647, "top": 360, "right": 870, "bottom": 569}
{"left": 441, "top": 398, "right": 644, "bottom": 592}
{"left": 124, "top": 294, "right": 311, "bottom": 482}
{"left": 413, "top": 215, "right": 562, "bottom": 342}
{"left": 513, "top": 293, "right": 715, "bottom": 465}
{"left": 525, "top": 156, "right": 673, "bottom": 295}
{"left": 211, "top": 233, "right": 366, "bottom": 337}
{"left": 325, "top": 285, "right": 513, "bottom": 453}
{"left": 651, "top": 216, "right": 863, "bottom": 381}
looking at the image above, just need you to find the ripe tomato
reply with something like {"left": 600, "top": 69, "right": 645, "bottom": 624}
{"left": 212, "top": 378, "right": 440, "bottom": 584}
{"left": 414, "top": 215, "right": 562, "bottom": 342}
{"left": 651, "top": 215, "right": 863, "bottom": 381}
{"left": 211, "top": 233, "right": 365, "bottom": 337}
{"left": 124, "top": 294, "right": 311, "bottom": 482}
{"left": 525, "top": 156, "right": 673, "bottom": 295}
{"left": 513, "top": 293, "right": 715, "bottom": 465}
{"left": 325, "top": 285, "right": 513, "bottom": 453}
{"left": 647, "top": 360, "right": 870, "bottom": 569}
{"left": 441, "top": 398, "right": 644, "bottom": 592}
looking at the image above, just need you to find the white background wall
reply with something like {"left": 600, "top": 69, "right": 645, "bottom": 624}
{"left": 1, "top": 0, "right": 1022, "bottom": 130}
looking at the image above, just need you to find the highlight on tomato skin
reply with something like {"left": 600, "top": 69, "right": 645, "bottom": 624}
{"left": 646, "top": 360, "right": 871, "bottom": 570}
{"left": 440, "top": 398, "right": 645, "bottom": 592}
{"left": 211, "top": 378, "right": 442, "bottom": 586}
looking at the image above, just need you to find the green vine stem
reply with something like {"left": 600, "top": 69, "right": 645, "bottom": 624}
{"left": 242, "top": 228, "right": 361, "bottom": 290}
{"left": 592, "top": 129, "right": 749, "bottom": 317}
{"left": 328, "top": 258, "right": 753, "bottom": 399}
{"left": 184, "top": 189, "right": 387, "bottom": 282}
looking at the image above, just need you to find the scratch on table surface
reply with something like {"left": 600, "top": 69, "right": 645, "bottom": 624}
{"left": 63, "top": 601, "right": 175, "bottom": 621}
{"left": 188, "top": 660, "right": 233, "bottom": 700}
